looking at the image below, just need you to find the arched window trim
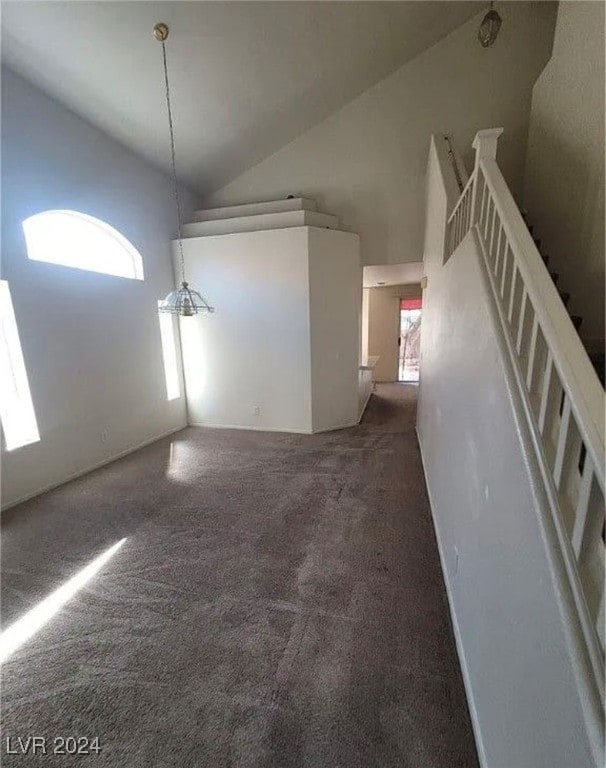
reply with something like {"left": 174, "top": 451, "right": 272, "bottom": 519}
{"left": 22, "top": 210, "right": 145, "bottom": 281}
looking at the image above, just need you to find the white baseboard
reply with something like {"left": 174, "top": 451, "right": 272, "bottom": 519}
{"left": 1, "top": 425, "right": 186, "bottom": 512}
{"left": 188, "top": 421, "right": 312, "bottom": 434}
{"left": 416, "top": 428, "right": 487, "bottom": 768}
{"left": 358, "top": 390, "right": 373, "bottom": 422}
{"left": 189, "top": 416, "right": 363, "bottom": 435}
{"left": 312, "top": 418, "right": 359, "bottom": 434}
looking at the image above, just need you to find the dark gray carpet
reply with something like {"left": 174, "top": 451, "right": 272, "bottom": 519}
{"left": 1, "top": 384, "right": 478, "bottom": 767}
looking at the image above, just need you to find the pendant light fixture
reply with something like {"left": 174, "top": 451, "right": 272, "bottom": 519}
{"left": 154, "top": 22, "right": 214, "bottom": 317}
{"left": 478, "top": 2, "right": 502, "bottom": 48}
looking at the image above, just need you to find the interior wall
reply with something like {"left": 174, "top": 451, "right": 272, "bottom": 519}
{"left": 417, "top": 136, "right": 597, "bottom": 768}
{"left": 178, "top": 226, "right": 361, "bottom": 435}
{"left": 205, "top": 2, "right": 556, "bottom": 268}
{"left": 1, "top": 68, "right": 198, "bottom": 508}
{"left": 367, "top": 288, "right": 399, "bottom": 382}
{"left": 178, "top": 228, "right": 313, "bottom": 433}
{"left": 308, "top": 228, "right": 361, "bottom": 432}
{"left": 367, "top": 283, "right": 421, "bottom": 383}
{"left": 523, "top": 1, "right": 605, "bottom": 347}
{"left": 361, "top": 288, "right": 370, "bottom": 364}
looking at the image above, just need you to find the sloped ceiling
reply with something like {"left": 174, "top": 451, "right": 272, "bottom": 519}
{"left": 2, "top": 1, "right": 482, "bottom": 195}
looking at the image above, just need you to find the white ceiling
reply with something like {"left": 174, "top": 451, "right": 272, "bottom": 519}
{"left": 363, "top": 262, "right": 424, "bottom": 288}
{"left": 1, "top": 1, "right": 481, "bottom": 195}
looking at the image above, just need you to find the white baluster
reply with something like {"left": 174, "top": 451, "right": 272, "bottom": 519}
{"left": 596, "top": 591, "right": 605, "bottom": 650}
{"left": 516, "top": 290, "right": 528, "bottom": 354}
{"left": 500, "top": 243, "right": 510, "bottom": 298}
{"left": 507, "top": 266, "right": 516, "bottom": 322}
{"left": 493, "top": 224, "right": 503, "bottom": 277}
{"left": 571, "top": 458, "right": 600, "bottom": 558}
{"left": 526, "top": 316, "right": 540, "bottom": 390}
{"left": 538, "top": 352, "right": 554, "bottom": 433}
{"left": 483, "top": 198, "right": 493, "bottom": 240}
{"left": 553, "top": 399, "right": 582, "bottom": 498}
{"left": 479, "top": 175, "right": 488, "bottom": 231}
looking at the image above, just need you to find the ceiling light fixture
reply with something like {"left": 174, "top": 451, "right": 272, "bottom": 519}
{"left": 154, "top": 23, "right": 214, "bottom": 317}
{"left": 478, "top": 2, "right": 502, "bottom": 48}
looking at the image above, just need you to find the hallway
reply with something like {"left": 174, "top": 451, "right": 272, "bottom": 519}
{"left": 1, "top": 384, "right": 478, "bottom": 767}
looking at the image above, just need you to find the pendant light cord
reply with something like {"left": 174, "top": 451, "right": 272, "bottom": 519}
{"left": 160, "top": 39, "right": 186, "bottom": 284}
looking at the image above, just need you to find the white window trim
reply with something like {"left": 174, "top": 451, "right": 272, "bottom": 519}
{"left": 22, "top": 210, "right": 144, "bottom": 280}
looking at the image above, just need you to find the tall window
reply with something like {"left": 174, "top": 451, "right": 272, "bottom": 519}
{"left": 0, "top": 281, "right": 40, "bottom": 450}
{"left": 22, "top": 210, "right": 144, "bottom": 280}
{"left": 158, "top": 309, "right": 181, "bottom": 401}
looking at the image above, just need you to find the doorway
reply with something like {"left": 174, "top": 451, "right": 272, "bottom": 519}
{"left": 398, "top": 298, "right": 422, "bottom": 382}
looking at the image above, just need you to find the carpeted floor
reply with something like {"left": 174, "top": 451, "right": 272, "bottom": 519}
{"left": 1, "top": 384, "right": 478, "bottom": 767}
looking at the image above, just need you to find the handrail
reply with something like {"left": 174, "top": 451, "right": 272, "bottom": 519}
{"left": 446, "top": 170, "right": 475, "bottom": 258}
{"left": 479, "top": 158, "right": 605, "bottom": 493}
{"left": 444, "top": 135, "right": 469, "bottom": 192}
{"left": 445, "top": 130, "right": 605, "bottom": 754}
{"left": 474, "top": 225, "right": 605, "bottom": 765}
{"left": 447, "top": 172, "right": 474, "bottom": 224}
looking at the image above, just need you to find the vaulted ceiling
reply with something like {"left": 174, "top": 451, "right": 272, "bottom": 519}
{"left": 2, "top": 1, "right": 482, "bottom": 195}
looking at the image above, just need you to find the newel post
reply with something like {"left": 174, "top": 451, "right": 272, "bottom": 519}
{"left": 470, "top": 127, "right": 504, "bottom": 225}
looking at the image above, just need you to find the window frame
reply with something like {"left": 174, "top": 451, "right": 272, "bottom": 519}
{"left": 22, "top": 209, "right": 145, "bottom": 281}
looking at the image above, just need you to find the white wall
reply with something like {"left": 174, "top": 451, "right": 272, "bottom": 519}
{"left": 361, "top": 288, "right": 370, "bottom": 364}
{"left": 367, "top": 288, "right": 400, "bottom": 382}
{"left": 417, "top": 136, "right": 598, "bottom": 768}
{"left": 178, "top": 228, "right": 313, "bottom": 433}
{"left": 366, "top": 283, "right": 421, "bottom": 382}
{"left": 523, "top": 1, "right": 605, "bottom": 348}
{"left": 179, "top": 226, "right": 361, "bottom": 434}
{"left": 205, "top": 3, "right": 556, "bottom": 268}
{"left": 1, "top": 68, "right": 197, "bottom": 508}
{"left": 308, "top": 228, "right": 360, "bottom": 432}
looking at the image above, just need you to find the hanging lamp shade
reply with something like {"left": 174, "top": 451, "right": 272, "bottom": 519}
{"left": 154, "top": 22, "right": 215, "bottom": 316}
{"left": 478, "top": 4, "right": 502, "bottom": 48}
{"left": 159, "top": 281, "right": 214, "bottom": 316}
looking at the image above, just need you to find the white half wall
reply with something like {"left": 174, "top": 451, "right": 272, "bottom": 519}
{"left": 308, "top": 228, "right": 361, "bottom": 432}
{"left": 205, "top": 3, "right": 556, "bottom": 268}
{"left": 1, "top": 68, "right": 197, "bottom": 509}
{"left": 417, "top": 136, "right": 598, "bottom": 768}
{"left": 523, "top": 1, "right": 605, "bottom": 347}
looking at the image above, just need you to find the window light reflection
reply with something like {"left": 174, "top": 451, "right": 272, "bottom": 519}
{"left": 0, "top": 538, "right": 127, "bottom": 663}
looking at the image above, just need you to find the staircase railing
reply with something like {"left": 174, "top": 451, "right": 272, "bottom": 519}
{"left": 443, "top": 134, "right": 469, "bottom": 194}
{"left": 446, "top": 128, "right": 605, "bottom": 758}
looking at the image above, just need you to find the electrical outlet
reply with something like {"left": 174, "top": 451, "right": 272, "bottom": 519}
{"left": 101, "top": 429, "right": 109, "bottom": 443}
{"left": 252, "top": 406, "right": 260, "bottom": 416}
{"left": 454, "top": 546, "right": 459, "bottom": 576}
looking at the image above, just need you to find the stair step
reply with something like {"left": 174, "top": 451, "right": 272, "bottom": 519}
{"left": 570, "top": 315, "right": 583, "bottom": 331}
{"left": 191, "top": 197, "right": 317, "bottom": 222}
{"left": 182, "top": 210, "right": 339, "bottom": 238}
{"left": 559, "top": 291, "right": 571, "bottom": 307}
{"left": 550, "top": 272, "right": 559, "bottom": 285}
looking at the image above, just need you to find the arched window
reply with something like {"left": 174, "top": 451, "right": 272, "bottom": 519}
{"left": 22, "top": 210, "right": 144, "bottom": 280}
